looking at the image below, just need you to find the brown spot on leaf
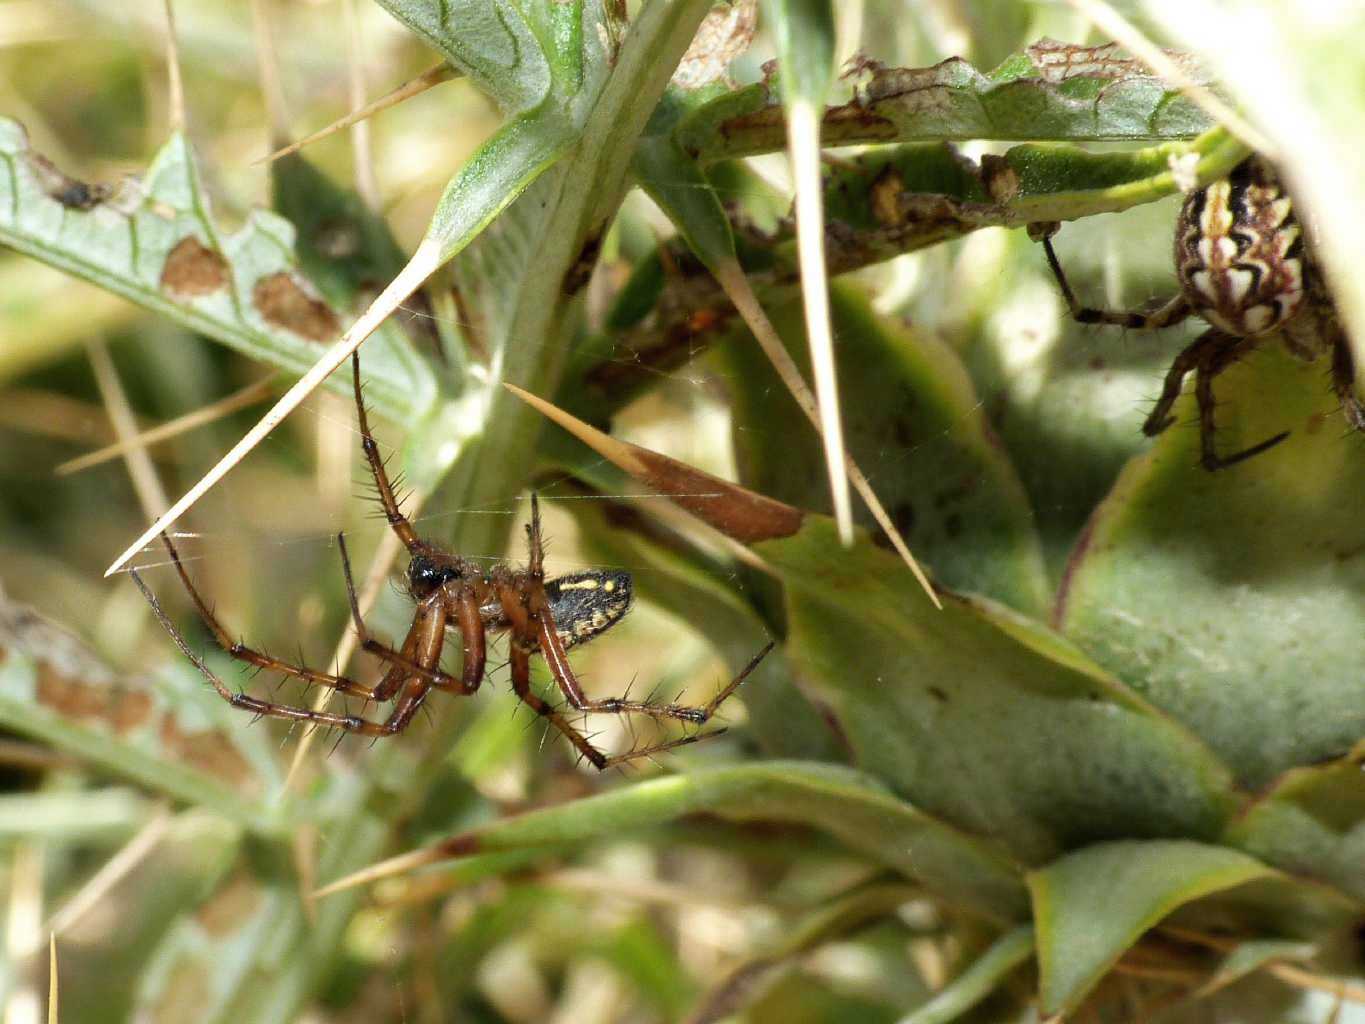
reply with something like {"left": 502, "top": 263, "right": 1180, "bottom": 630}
{"left": 195, "top": 873, "right": 264, "bottom": 936}
{"left": 980, "top": 155, "right": 1019, "bottom": 205}
{"left": 562, "top": 230, "right": 605, "bottom": 295}
{"left": 28, "top": 152, "right": 108, "bottom": 209}
{"left": 1026, "top": 37, "right": 1206, "bottom": 84}
{"left": 35, "top": 663, "right": 153, "bottom": 734}
{"left": 434, "top": 832, "right": 482, "bottom": 859}
{"left": 870, "top": 166, "right": 906, "bottom": 227}
{"left": 158, "top": 713, "right": 253, "bottom": 787}
{"left": 253, "top": 273, "right": 340, "bottom": 343}
{"left": 160, "top": 237, "right": 229, "bottom": 296}
{"left": 672, "top": 0, "right": 757, "bottom": 90}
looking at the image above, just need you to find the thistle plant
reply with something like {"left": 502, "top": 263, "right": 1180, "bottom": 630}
{"left": 1, "top": 2, "right": 1365, "bottom": 1022}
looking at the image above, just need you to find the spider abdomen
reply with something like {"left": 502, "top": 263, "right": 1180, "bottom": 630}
{"left": 1175, "top": 157, "right": 1305, "bottom": 338}
{"left": 477, "top": 569, "right": 633, "bottom": 651}
{"left": 545, "top": 570, "right": 633, "bottom": 649}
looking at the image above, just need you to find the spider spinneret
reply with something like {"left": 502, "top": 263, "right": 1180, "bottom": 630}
{"left": 1039, "top": 155, "right": 1364, "bottom": 470}
{"left": 130, "top": 352, "right": 770, "bottom": 770}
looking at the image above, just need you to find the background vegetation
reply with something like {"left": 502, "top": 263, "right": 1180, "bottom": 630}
{"left": 1, "top": 1, "right": 1364, "bottom": 1021}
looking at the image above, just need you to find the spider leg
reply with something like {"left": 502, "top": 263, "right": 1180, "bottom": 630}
{"left": 536, "top": 604, "right": 771, "bottom": 725}
{"left": 352, "top": 352, "right": 422, "bottom": 554}
{"left": 1142, "top": 328, "right": 1226, "bottom": 438}
{"left": 1330, "top": 332, "right": 1365, "bottom": 433}
{"left": 1194, "top": 338, "right": 1289, "bottom": 471}
{"left": 525, "top": 492, "right": 544, "bottom": 577}
{"left": 506, "top": 634, "right": 727, "bottom": 769}
{"left": 506, "top": 636, "right": 611, "bottom": 770}
{"left": 1041, "top": 235, "right": 1191, "bottom": 330}
{"left": 451, "top": 588, "right": 487, "bottom": 693}
{"left": 133, "top": 567, "right": 435, "bottom": 737}
{"left": 157, "top": 533, "right": 384, "bottom": 700}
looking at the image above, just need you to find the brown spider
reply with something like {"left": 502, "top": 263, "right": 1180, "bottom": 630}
{"left": 130, "top": 353, "right": 771, "bottom": 770}
{"left": 1040, "top": 156, "right": 1365, "bottom": 470}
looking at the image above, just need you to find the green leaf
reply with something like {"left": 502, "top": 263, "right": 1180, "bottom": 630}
{"left": 0, "top": 598, "right": 280, "bottom": 833}
{"left": 1056, "top": 345, "right": 1365, "bottom": 788}
{"left": 421, "top": 107, "right": 580, "bottom": 266}
{"left": 1227, "top": 748, "right": 1365, "bottom": 903}
{"left": 757, "top": 519, "right": 1235, "bottom": 863}
{"left": 1028, "top": 839, "right": 1272, "bottom": 1015}
{"left": 633, "top": 90, "right": 736, "bottom": 270}
{"left": 898, "top": 925, "right": 1034, "bottom": 1024}
{"left": 0, "top": 121, "right": 432, "bottom": 424}
{"left": 676, "top": 40, "right": 1215, "bottom": 163}
{"left": 515, "top": 368, "right": 1238, "bottom": 868}
{"left": 589, "top": 131, "right": 1245, "bottom": 421}
{"left": 371, "top": 0, "right": 554, "bottom": 113}
{"left": 393, "top": 762, "right": 1028, "bottom": 921}
{"left": 722, "top": 282, "right": 1049, "bottom": 613}
{"left": 428, "top": 0, "right": 716, "bottom": 554}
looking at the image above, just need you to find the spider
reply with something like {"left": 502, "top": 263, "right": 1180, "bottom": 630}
{"left": 130, "top": 353, "right": 771, "bottom": 769}
{"left": 1039, "top": 156, "right": 1365, "bottom": 470}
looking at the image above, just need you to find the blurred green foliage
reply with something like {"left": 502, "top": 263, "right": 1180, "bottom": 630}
{"left": 2, "top": 2, "right": 1365, "bottom": 1023}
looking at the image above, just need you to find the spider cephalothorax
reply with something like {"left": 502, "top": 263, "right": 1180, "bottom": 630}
{"left": 131, "top": 353, "right": 769, "bottom": 769}
{"left": 1041, "top": 156, "right": 1364, "bottom": 470}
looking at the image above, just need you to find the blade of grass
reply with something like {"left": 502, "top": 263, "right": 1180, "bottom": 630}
{"left": 46, "top": 806, "right": 173, "bottom": 937}
{"left": 161, "top": 0, "right": 184, "bottom": 133}
{"left": 46, "top": 932, "right": 56, "bottom": 1024}
{"left": 765, "top": 0, "right": 852, "bottom": 545}
{"left": 56, "top": 376, "right": 275, "bottom": 476}
{"left": 86, "top": 338, "right": 169, "bottom": 519}
{"left": 255, "top": 64, "right": 456, "bottom": 166}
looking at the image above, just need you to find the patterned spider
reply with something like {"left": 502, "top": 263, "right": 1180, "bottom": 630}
{"left": 1039, "top": 156, "right": 1365, "bottom": 470}
{"left": 131, "top": 353, "right": 770, "bottom": 769}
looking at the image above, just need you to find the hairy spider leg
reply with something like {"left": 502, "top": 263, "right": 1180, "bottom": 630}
{"left": 1193, "top": 334, "right": 1290, "bottom": 470}
{"left": 1041, "top": 235, "right": 1192, "bottom": 330}
{"left": 503, "top": 636, "right": 729, "bottom": 770}
{"left": 523, "top": 494, "right": 773, "bottom": 726}
{"left": 134, "top": 557, "right": 442, "bottom": 737}
{"left": 1141, "top": 330, "right": 1288, "bottom": 469}
{"left": 352, "top": 351, "right": 422, "bottom": 554}
{"left": 139, "top": 532, "right": 454, "bottom": 735}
